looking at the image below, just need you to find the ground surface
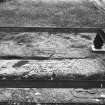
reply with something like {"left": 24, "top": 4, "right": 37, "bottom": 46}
{"left": 0, "top": 0, "right": 105, "bottom": 104}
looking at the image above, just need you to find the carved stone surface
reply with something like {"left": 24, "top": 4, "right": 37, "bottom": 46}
{"left": 0, "top": 59, "right": 104, "bottom": 80}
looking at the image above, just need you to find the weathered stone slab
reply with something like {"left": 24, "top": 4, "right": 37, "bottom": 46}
{"left": 0, "top": 59, "right": 104, "bottom": 80}
{"left": 0, "top": 88, "right": 104, "bottom": 103}
{"left": 0, "top": 32, "right": 94, "bottom": 59}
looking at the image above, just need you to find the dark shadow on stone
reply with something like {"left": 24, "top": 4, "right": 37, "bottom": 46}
{"left": 0, "top": 56, "right": 52, "bottom": 60}
{"left": 12, "top": 60, "right": 29, "bottom": 68}
{"left": 0, "top": 72, "right": 105, "bottom": 80}
{"left": 86, "top": 73, "right": 105, "bottom": 80}
{"left": 80, "top": 35, "right": 92, "bottom": 40}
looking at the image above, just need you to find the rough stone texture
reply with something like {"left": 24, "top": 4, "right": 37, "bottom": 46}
{"left": 0, "top": 32, "right": 104, "bottom": 80}
{"left": 0, "top": 1, "right": 105, "bottom": 104}
{"left": 0, "top": 32, "right": 95, "bottom": 58}
{"left": 0, "top": 88, "right": 105, "bottom": 103}
{"left": 0, "top": 59, "right": 104, "bottom": 80}
{"left": 0, "top": 32, "right": 105, "bottom": 103}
